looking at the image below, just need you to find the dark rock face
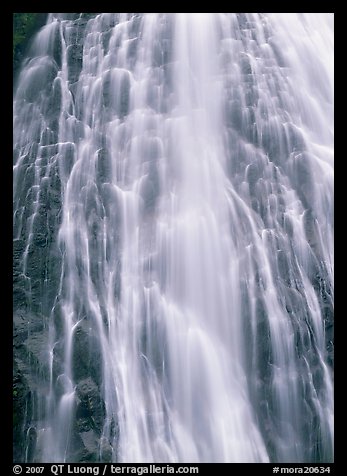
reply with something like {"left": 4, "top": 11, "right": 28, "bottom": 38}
{"left": 76, "top": 378, "right": 105, "bottom": 432}
{"left": 13, "top": 13, "right": 106, "bottom": 462}
{"left": 67, "top": 44, "right": 84, "bottom": 83}
{"left": 13, "top": 360, "right": 30, "bottom": 462}
{"left": 13, "top": 311, "right": 48, "bottom": 462}
{"left": 67, "top": 378, "right": 113, "bottom": 462}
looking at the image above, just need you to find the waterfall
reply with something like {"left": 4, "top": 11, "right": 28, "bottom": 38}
{"left": 13, "top": 13, "right": 334, "bottom": 463}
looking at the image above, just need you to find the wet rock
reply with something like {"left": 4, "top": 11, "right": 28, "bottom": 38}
{"left": 13, "top": 360, "right": 31, "bottom": 462}
{"left": 67, "top": 44, "right": 84, "bottom": 83}
{"left": 240, "top": 52, "right": 252, "bottom": 75}
{"left": 100, "top": 183, "right": 121, "bottom": 223}
{"left": 60, "top": 142, "right": 76, "bottom": 175}
{"left": 102, "top": 29, "right": 112, "bottom": 51}
{"left": 126, "top": 38, "right": 139, "bottom": 63}
{"left": 44, "top": 77, "right": 62, "bottom": 119}
{"left": 261, "top": 119, "right": 285, "bottom": 164}
{"left": 225, "top": 99, "right": 242, "bottom": 129}
{"left": 268, "top": 37, "right": 286, "bottom": 67}
{"left": 290, "top": 152, "right": 315, "bottom": 208}
{"left": 26, "top": 427, "right": 37, "bottom": 463}
{"left": 80, "top": 430, "right": 99, "bottom": 456}
{"left": 72, "top": 326, "right": 102, "bottom": 386}
{"left": 50, "top": 26, "right": 62, "bottom": 67}
{"left": 97, "top": 148, "right": 112, "bottom": 183}
{"left": 277, "top": 250, "right": 291, "bottom": 285}
{"left": 72, "top": 429, "right": 113, "bottom": 462}
{"left": 40, "top": 127, "right": 57, "bottom": 146}
{"left": 13, "top": 239, "right": 25, "bottom": 261}
{"left": 13, "top": 309, "right": 51, "bottom": 463}
{"left": 13, "top": 310, "right": 45, "bottom": 343}
{"left": 76, "top": 377, "right": 105, "bottom": 434}
{"left": 285, "top": 122, "right": 306, "bottom": 152}
{"left": 246, "top": 162, "right": 261, "bottom": 192}
{"left": 303, "top": 209, "right": 322, "bottom": 258}
{"left": 100, "top": 437, "right": 113, "bottom": 462}
{"left": 100, "top": 13, "right": 119, "bottom": 32}
{"left": 139, "top": 176, "right": 159, "bottom": 213}
{"left": 128, "top": 14, "right": 142, "bottom": 39}
{"left": 76, "top": 377, "right": 98, "bottom": 400}
{"left": 284, "top": 287, "right": 304, "bottom": 315}
{"left": 102, "top": 70, "right": 112, "bottom": 108}
{"left": 25, "top": 330, "right": 49, "bottom": 371}
{"left": 118, "top": 73, "right": 130, "bottom": 118}
{"left": 152, "top": 38, "right": 171, "bottom": 67}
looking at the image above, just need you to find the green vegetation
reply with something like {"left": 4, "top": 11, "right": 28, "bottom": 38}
{"left": 13, "top": 13, "right": 47, "bottom": 77}
{"left": 13, "top": 13, "right": 38, "bottom": 57}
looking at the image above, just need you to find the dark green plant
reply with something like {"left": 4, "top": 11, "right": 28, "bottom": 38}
{"left": 13, "top": 13, "right": 48, "bottom": 79}
{"left": 13, "top": 13, "right": 38, "bottom": 57}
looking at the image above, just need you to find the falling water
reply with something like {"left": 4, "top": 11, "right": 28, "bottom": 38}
{"left": 13, "top": 13, "right": 334, "bottom": 463}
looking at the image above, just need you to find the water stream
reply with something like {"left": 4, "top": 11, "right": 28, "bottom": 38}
{"left": 13, "top": 13, "right": 334, "bottom": 463}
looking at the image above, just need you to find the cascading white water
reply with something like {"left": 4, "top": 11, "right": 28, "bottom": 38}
{"left": 13, "top": 13, "right": 333, "bottom": 463}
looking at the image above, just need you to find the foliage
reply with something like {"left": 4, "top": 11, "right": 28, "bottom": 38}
{"left": 13, "top": 13, "right": 38, "bottom": 57}
{"left": 13, "top": 13, "right": 47, "bottom": 78}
